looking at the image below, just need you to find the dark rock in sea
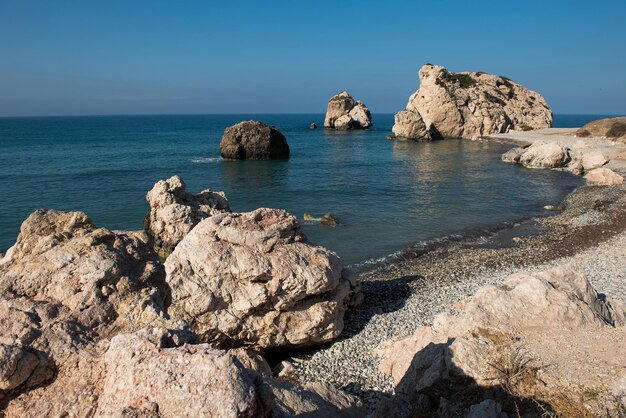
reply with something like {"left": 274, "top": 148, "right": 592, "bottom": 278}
{"left": 219, "top": 121, "right": 290, "bottom": 160}
{"left": 310, "top": 123, "right": 318, "bottom": 129}
{"left": 320, "top": 213, "right": 339, "bottom": 226}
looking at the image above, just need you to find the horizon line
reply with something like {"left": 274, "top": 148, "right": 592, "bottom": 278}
{"left": 1, "top": 112, "right": 622, "bottom": 119}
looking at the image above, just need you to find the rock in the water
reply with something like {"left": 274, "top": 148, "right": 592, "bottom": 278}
{"left": 144, "top": 175, "right": 230, "bottom": 255}
{"left": 320, "top": 213, "right": 339, "bottom": 226}
{"left": 324, "top": 92, "right": 372, "bottom": 130}
{"left": 392, "top": 109, "right": 431, "bottom": 140}
{"left": 164, "top": 208, "right": 359, "bottom": 349}
{"left": 500, "top": 147, "right": 525, "bottom": 163}
{"left": 220, "top": 120, "right": 290, "bottom": 160}
{"left": 585, "top": 167, "right": 625, "bottom": 185}
{"left": 516, "top": 141, "right": 570, "bottom": 168}
{"left": 392, "top": 64, "right": 552, "bottom": 139}
{"left": 97, "top": 328, "right": 273, "bottom": 417}
{"left": 575, "top": 116, "right": 626, "bottom": 143}
{"left": 310, "top": 123, "right": 318, "bottom": 129}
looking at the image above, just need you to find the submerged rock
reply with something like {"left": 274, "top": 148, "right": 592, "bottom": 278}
{"left": 324, "top": 91, "right": 372, "bottom": 129}
{"left": 310, "top": 123, "right": 318, "bottom": 129}
{"left": 575, "top": 116, "right": 626, "bottom": 143}
{"left": 164, "top": 208, "right": 359, "bottom": 349}
{"left": 220, "top": 120, "right": 290, "bottom": 160}
{"left": 320, "top": 213, "right": 339, "bottom": 226}
{"left": 144, "top": 175, "right": 230, "bottom": 255}
{"left": 392, "top": 64, "right": 552, "bottom": 140}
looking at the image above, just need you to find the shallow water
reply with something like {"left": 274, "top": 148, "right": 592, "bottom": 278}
{"left": 0, "top": 114, "right": 594, "bottom": 265}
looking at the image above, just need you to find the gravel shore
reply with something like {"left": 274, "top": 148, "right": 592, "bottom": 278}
{"left": 290, "top": 183, "right": 626, "bottom": 408}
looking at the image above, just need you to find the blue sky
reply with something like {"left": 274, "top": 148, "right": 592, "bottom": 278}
{"left": 1, "top": 0, "right": 625, "bottom": 116}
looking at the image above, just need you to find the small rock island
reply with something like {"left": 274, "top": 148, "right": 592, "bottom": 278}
{"left": 324, "top": 91, "right": 372, "bottom": 130}
{"left": 392, "top": 64, "right": 552, "bottom": 140}
{"left": 219, "top": 120, "right": 290, "bottom": 160}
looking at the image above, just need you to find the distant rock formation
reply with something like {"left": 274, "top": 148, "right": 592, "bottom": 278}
{"left": 324, "top": 91, "right": 372, "bottom": 130}
{"left": 575, "top": 116, "right": 626, "bottom": 143}
{"left": 392, "top": 64, "right": 552, "bottom": 140}
{"left": 164, "top": 208, "right": 361, "bottom": 349}
{"left": 144, "top": 175, "right": 230, "bottom": 255}
{"left": 220, "top": 120, "right": 290, "bottom": 160}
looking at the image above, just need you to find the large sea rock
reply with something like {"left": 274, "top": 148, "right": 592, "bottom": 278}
{"left": 144, "top": 175, "right": 230, "bottom": 255}
{"left": 575, "top": 116, "right": 626, "bottom": 143}
{"left": 220, "top": 120, "right": 290, "bottom": 160}
{"left": 324, "top": 91, "right": 372, "bottom": 129}
{"left": 164, "top": 208, "right": 360, "bottom": 349}
{"left": 392, "top": 64, "right": 552, "bottom": 140}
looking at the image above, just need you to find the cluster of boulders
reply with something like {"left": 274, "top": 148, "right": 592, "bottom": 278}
{"left": 0, "top": 176, "right": 363, "bottom": 417}
{"left": 391, "top": 64, "right": 552, "bottom": 140}
{"left": 501, "top": 141, "right": 625, "bottom": 185}
{"left": 324, "top": 91, "right": 372, "bottom": 130}
{"left": 376, "top": 266, "right": 626, "bottom": 416}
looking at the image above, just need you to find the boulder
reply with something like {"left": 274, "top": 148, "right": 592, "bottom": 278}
{"left": 500, "top": 147, "right": 525, "bottom": 163}
{"left": 144, "top": 175, "right": 230, "bottom": 255}
{"left": 581, "top": 151, "right": 608, "bottom": 171}
{"left": 392, "top": 64, "right": 552, "bottom": 139}
{"left": 164, "top": 208, "right": 359, "bottom": 349}
{"left": 518, "top": 141, "right": 570, "bottom": 168}
{"left": 585, "top": 167, "right": 625, "bottom": 186}
{"left": 392, "top": 109, "right": 431, "bottom": 140}
{"left": 0, "top": 210, "right": 167, "bottom": 333}
{"left": 97, "top": 328, "right": 273, "bottom": 417}
{"left": 320, "top": 213, "right": 339, "bottom": 226}
{"left": 376, "top": 266, "right": 626, "bottom": 415}
{"left": 310, "top": 123, "right": 318, "bottom": 129}
{"left": 324, "top": 92, "right": 372, "bottom": 129}
{"left": 220, "top": 121, "right": 290, "bottom": 160}
{"left": 575, "top": 116, "right": 626, "bottom": 143}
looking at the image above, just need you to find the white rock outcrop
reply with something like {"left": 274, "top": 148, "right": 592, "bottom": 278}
{"left": 144, "top": 175, "right": 230, "bottom": 255}
{"left": 324, "top": 91, "right": 372, "bottom": 129}
{"left": 165, "top": 208, "right": 360, "bottom": 349}
{"left": 392, "top": 64, "right": 552, "bottom": 140}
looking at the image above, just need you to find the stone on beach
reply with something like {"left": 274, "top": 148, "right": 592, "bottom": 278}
{"left": 517, "top": 141, "right": 570, "bottom": 168}
{"left": 164, "top": 208, "right": 360, "bottom": 349}
{"left": 585, "top": 167, "right": 625, "bottom": 186}
{"left": 220, "top": 120, "right": 290, "bottom": 160}
{"left": 392, "top": 64, "right": 552, "bottom": 140}
{"left": 376, "top": 266, "right": 626, "bottom": 414}
{"left": 144, "top": 175, "right": 230, "bottom": 255}
{"left": 324, "top": 91, "right": 372, "bottom": 129}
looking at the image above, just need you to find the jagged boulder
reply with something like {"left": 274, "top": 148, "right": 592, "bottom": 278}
{"left": 575, "top": 116, "right": 626, "bottom": 143}
{"left": 392, "top": 64, "right": 552, "bottom": 140}
{"left": 144, "top": 175, "right": 230, "bottom": 255}
{"left": 97, "top": 328, "right": 273, "bottom": 417}
{"left": 164, "top": 208, "right": 360, "bottom": 349}
{"left": 324, "top": 91, "right": 372, "bottom": 129}
{"left": 220, "top": 120, "right": 290, "bottom": 160}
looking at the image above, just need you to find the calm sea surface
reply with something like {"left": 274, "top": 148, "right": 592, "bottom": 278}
{"left": 0, "top": 114, "right": 607, "bottom": 265}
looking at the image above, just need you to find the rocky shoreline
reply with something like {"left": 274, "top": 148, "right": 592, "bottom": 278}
{"left": 292, "top": 174, "right": 626, "bottom": 411}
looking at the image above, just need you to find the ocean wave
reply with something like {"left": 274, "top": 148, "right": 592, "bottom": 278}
{"left": 191, "top": 157, "right": 221, "bottom": 163}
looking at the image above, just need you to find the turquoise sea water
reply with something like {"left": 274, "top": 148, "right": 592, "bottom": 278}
{"left": 0, "top": 114, "right": 605, "bottom": 265}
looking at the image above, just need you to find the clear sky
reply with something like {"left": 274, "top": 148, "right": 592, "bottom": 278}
{"left": 1, "top": 0, "right": 625, "bottom": 117}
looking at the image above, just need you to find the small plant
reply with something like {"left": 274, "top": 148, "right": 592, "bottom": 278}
{"left": 484, "top": 92, "right": 507, "bottom": 106}
{"left": 441, "top": 71, "right": 477, "bottom": 88}
{"left": 487, "top": 347, "right": 539, "bottom": 396}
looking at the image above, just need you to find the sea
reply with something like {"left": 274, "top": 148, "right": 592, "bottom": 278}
{"left": 0, "top": 114, "right": 611, "bottom": 266}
